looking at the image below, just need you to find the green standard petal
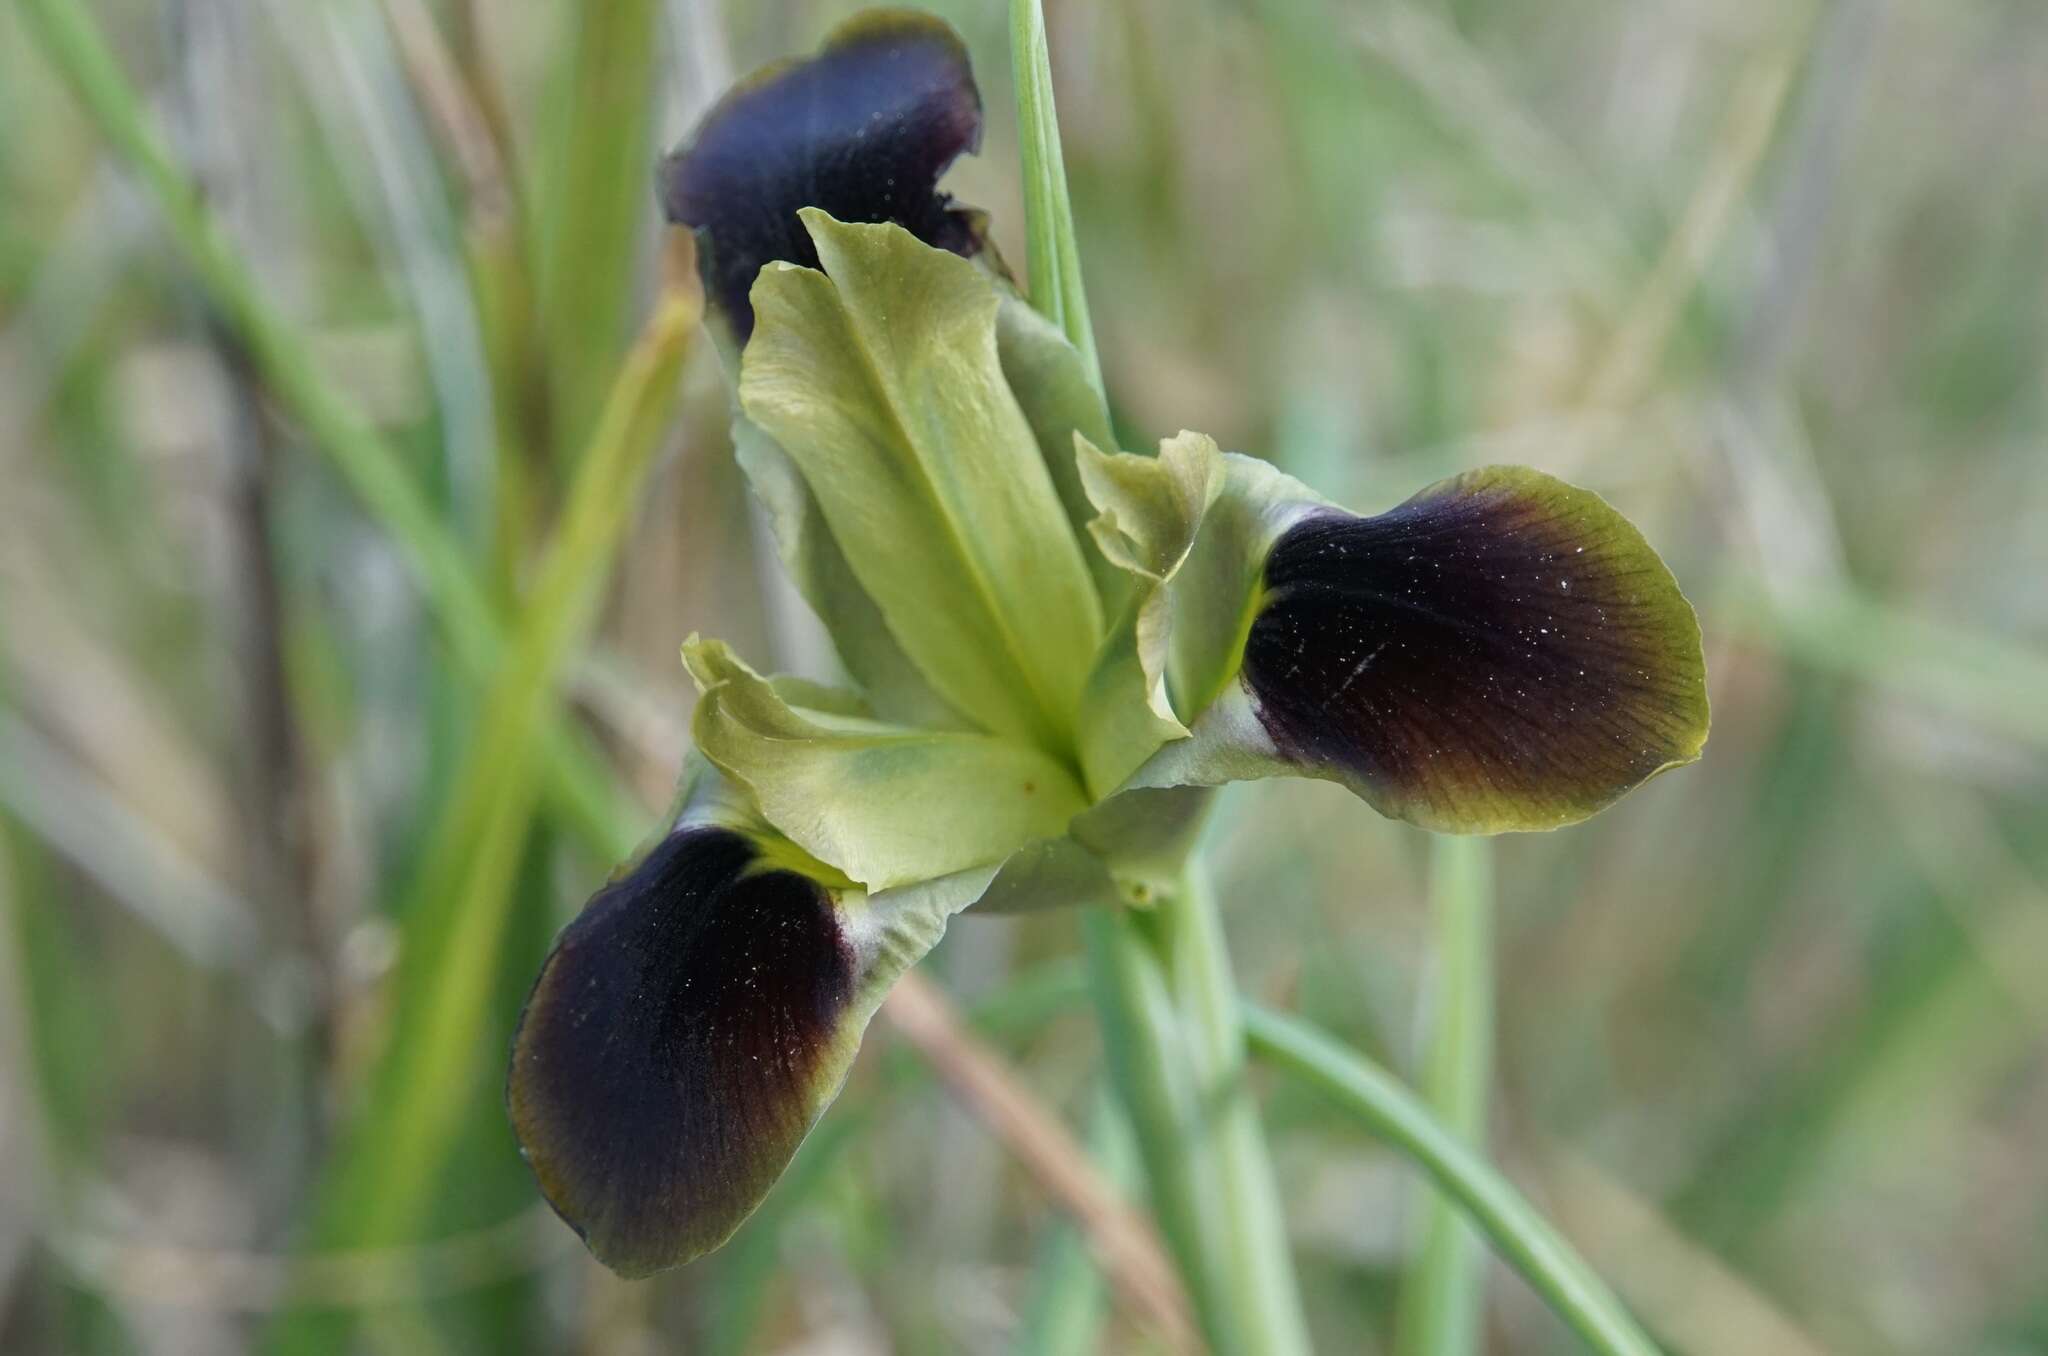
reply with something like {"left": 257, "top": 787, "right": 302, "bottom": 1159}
{"left": 1076, "top": 430, "right": 1224, "bottom": 583}
{"left": 1073, "top": 431, "right": 1224, "bottom": 796}
{"left": 732, "top": 417, "right": 971, "bottom": 729}
{"left": 509, "top": 809, "right": 995, "bottom": 1276}
{"left": 685, "top": 637, "right": 1089, "bottom": 891}
{"left": 741, "top": 213, "right": 1105, "bottom": 751}
{"left": 729, "top": 283, "right": 1108, "bottom": 733}
{"left": 1158, "top": 453, "right": 1329, "bottom": 716}
{"left": 1130, "top": 464, "right": 1710, "bottom": 833}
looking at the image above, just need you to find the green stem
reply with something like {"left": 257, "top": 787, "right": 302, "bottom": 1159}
{"left": 1081, "top": 870, "right": 1313, "bottom": 1356}
{"left": 1158, "top": 865, "right": 1314, "bottom": 1355}
{"left": 1010, "top": 0, "right": 1103, "bottom": 393}
{"left": 1082, "top": 908, "right": 1237, "bottom": 1346}
{"left": 1398, "top": 836, "right": 1495, "bottom": 1356}
{"left": 1244, "top": 1004, "right": 1663, "bottom": 1356}
{"left": 1008, "top": 2, "right": 1307, "bottom": 1346}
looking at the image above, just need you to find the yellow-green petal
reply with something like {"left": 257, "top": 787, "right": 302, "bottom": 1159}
{"left": 740, "top": 213, "right": 1104, "bottom": 751}
{"left": 685, "top": 637, "right": 1089, "bottom": 890}
{"left": 1072, "top": 431, "right": 1223, "bottom": 796}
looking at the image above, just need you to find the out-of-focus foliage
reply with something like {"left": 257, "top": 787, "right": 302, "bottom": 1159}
{"left": 1, "top": 0, "right": 2044, "bottom": 1352}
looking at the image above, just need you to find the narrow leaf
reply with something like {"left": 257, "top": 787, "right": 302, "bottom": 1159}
{"left": 1246, "top": 1004, "right": 1662, "bottom": 1356}
{"left": 1010, "top": 0, "right": 1103, "bottom": 391}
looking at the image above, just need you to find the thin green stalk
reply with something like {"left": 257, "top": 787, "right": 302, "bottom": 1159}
{"left": 1157, "top": 866, "right": 1314, "bottom": 1355}
{"left": 1010, "top": 0, "right": 1103, "bottom": 392}
{"left": 1083, "top": 884, "right": 1313, "bottom": 1356}
{"left": 1010, "top": 2, "right": 1308, "bottom": 1346}
{"left": 1082, "top": 908, "right": 1239, "bottom": 1347}
{"left": 1244, "top": 1004, "right": 1663, "bottom": 1356}
{"left": 1398, "top": 836, "right": 1495, "bottom": 1356}
{"left": 15, "top": 0, "right": 642, "bottom": 853}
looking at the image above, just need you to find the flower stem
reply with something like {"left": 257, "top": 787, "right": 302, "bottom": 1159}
{"left": 1398, "top": 835, "right": 1495, "bottom": 1356}
{"left": 1244, "top": 1003, "right": 1664, "bottom": 1356}
{"left": 1081, "top": 908, "right": 1235, "bottom": 1345}
{"left": 1082, "top": 873, "right": 1312, "bottom": 1356}
{"left": 1009, "top": 0, "right": 1104, "bottom": 394}
{"left": 1160, "top": 865, "right": 1316, "bottom": 1354}
{"left": 1009, "top": 2, "right": 1308, "bottom": 1345}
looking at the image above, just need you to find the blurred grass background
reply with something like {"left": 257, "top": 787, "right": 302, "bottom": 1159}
{"left": 2, "top": 0, "right": 2045, "bottom": 1351}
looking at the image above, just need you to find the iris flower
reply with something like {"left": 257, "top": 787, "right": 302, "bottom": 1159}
{"left": 508, "top": 9, "right": 1709, "bottom": 1278}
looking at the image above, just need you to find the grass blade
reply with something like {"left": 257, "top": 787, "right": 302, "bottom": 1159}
{"left": 536, "top": 0, "right": 665, "bottom": 464}
{"left": 1245, "top": 1003, "right": 1662, "bottom": 1356}
{"left": 1019, "top": 1089, "right": 1136, "bottom": 1356}
{"left": 15, "top": 0, "right": 645, "bottom": 854}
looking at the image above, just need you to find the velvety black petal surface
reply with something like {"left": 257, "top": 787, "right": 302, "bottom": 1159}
{"left": 661, "top": 10, "right": 983, "bottom": 339}
{"left": 1242, "top": 467, "right": 1708, "bottom": 832}
{"left": 508, "top": 828, "right": 855, "bottom": 1275}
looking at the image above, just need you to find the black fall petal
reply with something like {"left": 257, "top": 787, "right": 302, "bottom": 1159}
{"left": 660, "top": 9, "right": 984, "bottom": 340}
{"left": 1242, "top": 468, "right": 1708, "bottom": 832}
{"left": 508, "top": 827, "right": 856, "bottom": 1276}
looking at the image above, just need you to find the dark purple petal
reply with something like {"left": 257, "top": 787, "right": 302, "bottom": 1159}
{"left": 1242, "top": 467, "right": 1708, "bottom": 832}
{"left": 508, "top": 828, "right": 855, "bottom": 1275}
{"left": 661, "top": 10, "right": 983, "bottom": 339}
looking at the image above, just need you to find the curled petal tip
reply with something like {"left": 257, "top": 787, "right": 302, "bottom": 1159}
{"left": 1242, "top": 467, "right": 1708, "bottom": 833}
{"left": 661, "top": 9, "right": 984, "bottom": 339}
{"left": 508, "top": 828, "right": 855, "bottom": 1275}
